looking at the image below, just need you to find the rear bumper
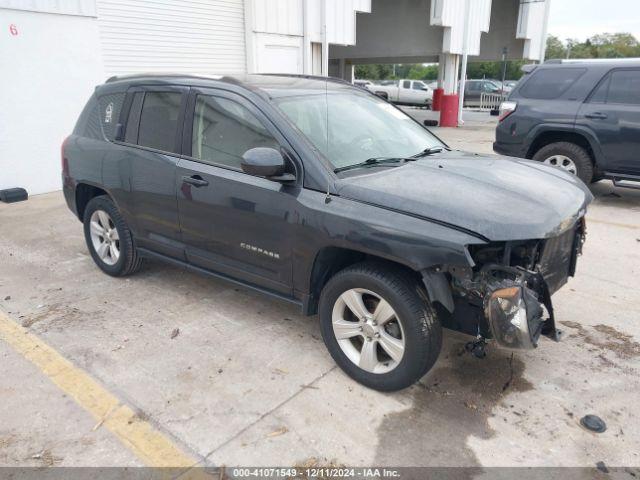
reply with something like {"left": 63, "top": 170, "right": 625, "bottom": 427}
{"left": 493, "top": 141, "right": 526, "bottom": 158}
{"left": 62, "top": 174, "right": 78, "bottom": 218}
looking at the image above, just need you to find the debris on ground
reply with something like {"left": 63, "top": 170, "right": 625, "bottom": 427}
{"left": 266, "top": 426, "right": 288, "bottom": 438}
{"left": 581, "top": 414, "right": 607, "bottom": 433}
{"left": 596, "top": 461, "right": 610, "bottom": 473}
{"left": 217, "top": 368, "right": 223, "bottom": 374}
{"left": 170, "top": 328, "right": 180, "bottom": 339}
{"left": 464, "top": 401, "right": 478, "bottom": 411}
{"left": 3, "top": 296, "right": 10, "bottom": 301}
{"left": 31, "top": 449, "right": 63, "bottom": 467}
{"left": 502, "top": 353, "right": 515, "bottom": 392}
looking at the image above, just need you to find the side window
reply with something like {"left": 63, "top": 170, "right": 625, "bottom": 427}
{"left": 589, "top": 74, "right": 611, "bottom": 104}
{"left": 412, "top": 81, "right": 425, "bottom": 90}
{"left": 467, "top": 81, "right": 480, "bottom": 92}
{"left": 137, "top": 92, "right": 183, "bottom": 153}
{"left": 402, "top": 80, "right": 411, "bottom": 89}
{"left": 98, "top": 92, "right": 126, "bottom": 141}
{"left": 607, "top": 70, "right": 640, "bottom": 105}
{"left": 191, "top": 95, "right": 279, "bottom": 169}
{"left": 520, "top": 68, "right": 587, "bottom": 100}
{"left": 483, "top": 82, "right": 498, "bottom": 92}
{"left": 124, "top": 92, "right": 144, "bottom": 143}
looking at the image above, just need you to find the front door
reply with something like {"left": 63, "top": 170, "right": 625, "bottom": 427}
{"left": 176, "top": 89, "right": 299, "bottom": 295}
{"left": 577, "top": 68, "right": 640, "bottom": 175}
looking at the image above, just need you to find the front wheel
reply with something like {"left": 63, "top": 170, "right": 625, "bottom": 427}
{"left": 319, "top": 262, "right": 442, "bottom": 391}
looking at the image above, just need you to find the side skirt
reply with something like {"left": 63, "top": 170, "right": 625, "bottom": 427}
{"left": 138, "top": 248, "right": 304, "bottom": 311}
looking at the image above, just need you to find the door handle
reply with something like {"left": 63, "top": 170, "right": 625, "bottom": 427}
{"left": 585, "top": 112, "right": 608, "bottom": 120}
{"left": 182, "top": 175, "right": 209, "bottom": 187}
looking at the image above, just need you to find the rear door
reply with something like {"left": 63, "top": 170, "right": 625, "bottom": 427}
{"left": 119, "top": 86, "right": 188, "bottom": 259}
{"left": 577, "top": 68, "right": 640, "bottom": 175}
{"left": 176, "top": 88, "right": 299, "bottom": 295}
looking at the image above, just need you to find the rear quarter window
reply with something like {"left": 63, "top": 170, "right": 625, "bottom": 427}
{"left": 519, "top": 68, "right": 587, "bottom": 100}
{"left": 97, "top": 93, "right": 126, "bottom": 141}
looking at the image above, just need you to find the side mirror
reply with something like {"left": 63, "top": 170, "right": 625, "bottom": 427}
{"left": 241, "top": 148, "right": 295, "bottom": 182}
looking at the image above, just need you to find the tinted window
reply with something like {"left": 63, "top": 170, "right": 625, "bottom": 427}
{"left": 98, "top": 92, "right": 126, "bottom": 141}
{"left": 137, "top": 92, "right": 182, "bottom": 153}
{"left": 483, "top": 81, "right": 499, "bottom": 92}
{"left": 467, "top": 81, "right": 481, "bottom": 92}
{"left": 520, "top": 68, "right": 586, "bottom": 99}
{"left": 124, "top": 92, "right": 144, "bottom": 143}
{"left": 589, "top": 75, "right": 611, "bottom": 103}
{"left": 191, "top": 95, "right": 278, "bottom": 169}
{"left": 402, "top": 80, "right": 411, "bottom": 89}
{"left": 607, "top": 70, "right": 640, "bottom": 105}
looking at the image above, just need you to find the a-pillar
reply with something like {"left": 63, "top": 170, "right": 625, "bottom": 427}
{"left": 439, "top": 53, "right": 460, "bottom": 127}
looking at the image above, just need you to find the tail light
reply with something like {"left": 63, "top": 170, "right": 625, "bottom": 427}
{"left": 499, "top": 101, "right": 517, "bottom": 122}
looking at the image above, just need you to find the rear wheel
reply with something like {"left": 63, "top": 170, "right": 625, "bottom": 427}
{"left": 533, "top": 142, "right": 594, "bottom": 184}
{"left": 83, "top": 196, "right": 143, "bottom": 277}
{"left": 319, "top": 262, "right": 442, "bottom": 391}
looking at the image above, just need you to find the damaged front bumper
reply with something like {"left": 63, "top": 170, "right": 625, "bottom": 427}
{"left": 483, "top": 267, "right": 559, "bottom": 350}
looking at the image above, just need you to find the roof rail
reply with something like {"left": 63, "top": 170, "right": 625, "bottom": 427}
{"left": 259, "top": 73, "right": 352, "bottom": 86}
{"left": 105, "top": 72, "right": 225, "bottom": 83}
{"left": 544, "top": 58, "right": 640, "bottom": 64}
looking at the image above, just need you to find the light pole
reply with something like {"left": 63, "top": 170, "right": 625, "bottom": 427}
{"left": 501, "top": 47, "right": 508, "bottom": 92}
{"left": 457, "top": 0, "right": 472, "bottom": 126}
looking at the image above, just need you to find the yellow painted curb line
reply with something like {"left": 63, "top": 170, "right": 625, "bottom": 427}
{"left": 0, "top": 310, "right": 199, "bottom": 469}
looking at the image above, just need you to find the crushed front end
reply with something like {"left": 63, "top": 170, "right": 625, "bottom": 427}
{"left": 443, "top": 217, "right": 587, "bottom": 350}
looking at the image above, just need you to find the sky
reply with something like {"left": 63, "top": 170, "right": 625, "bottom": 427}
{"left": 548, "top": 0, "right": 640, "bottom": 41}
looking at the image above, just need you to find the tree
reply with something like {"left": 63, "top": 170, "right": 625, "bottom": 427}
{"left": 549, "top": 32, "right": 640, "bottom": 60}
{"left": 354, "top": 33, "right": 640, "bottom": 82}
{"left": 545, "top": 35, "right": 567, "bottom": 60}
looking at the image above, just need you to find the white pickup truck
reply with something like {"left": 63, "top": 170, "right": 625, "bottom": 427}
{"left": 366, "top": 79, "right": 433, "bottom": 107}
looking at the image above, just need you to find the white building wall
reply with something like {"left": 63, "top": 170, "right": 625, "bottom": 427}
{"left": 96, "top": 0, "right": 246, "bottom": 77}
{"left": 517, "top": 0, "right": 551, "bottom": 61}
{"left": 245, "top": 0, "right": 371, "bottom": 74}
{"left": 0, "top": 7, "right": 104, "bottom": 195}
{"left": 430, "top": 0, "right": 492, "bottom": 56}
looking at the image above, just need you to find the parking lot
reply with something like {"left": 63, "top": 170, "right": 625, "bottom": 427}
{"left": 1, "top": 113, "right": 639, "bottom": 470}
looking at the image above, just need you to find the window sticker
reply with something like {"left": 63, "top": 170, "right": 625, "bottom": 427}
{"left": 104, "top": 102, "right": 114, "bottom": 124}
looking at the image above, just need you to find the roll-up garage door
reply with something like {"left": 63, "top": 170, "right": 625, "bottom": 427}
{"left": 96, "top": 0, "right": 246, "bottom": 77}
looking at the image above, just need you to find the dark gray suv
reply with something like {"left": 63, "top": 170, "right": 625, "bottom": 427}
{"left": 494, "top": 60, "right": 640, "bottom": 187}
{"left": 63, "top": 74, "right": 592, "bottom": 391}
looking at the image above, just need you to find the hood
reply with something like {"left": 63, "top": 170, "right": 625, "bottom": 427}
{"left": 336, "top": 152, "right": 594, "bottom": 241}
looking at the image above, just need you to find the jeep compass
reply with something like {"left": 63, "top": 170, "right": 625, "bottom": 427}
{"left": 62, "top": 74, "right": 593, "bottom": 391}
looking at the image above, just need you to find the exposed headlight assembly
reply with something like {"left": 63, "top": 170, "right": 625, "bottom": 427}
{"left": 484, "top": 284, "right": 545, "bottom": 350}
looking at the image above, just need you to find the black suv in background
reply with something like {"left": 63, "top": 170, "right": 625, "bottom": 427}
{"left": 63, "top": 74, "right": 592, "bottom": 391}
{"left": 494, "top": 60, "right": 640, "bottom": 187}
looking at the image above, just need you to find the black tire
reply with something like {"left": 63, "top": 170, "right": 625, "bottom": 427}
{"left": 83, "top": 195, "right": 143, "bottom": 277}
{"left": 533, "top": 141, "right": 594, "bottom": 184}
{"left": 319, "top": 262, "right": 442, "bottom": 392}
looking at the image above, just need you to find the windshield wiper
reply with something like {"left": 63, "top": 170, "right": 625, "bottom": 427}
{"left": 411, "top": 146, "right": 449, "bottom": 159}
{"left": 334, "top": 157, "right": 415, "bottom": 173}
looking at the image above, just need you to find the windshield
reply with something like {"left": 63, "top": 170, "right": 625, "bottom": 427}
{"left": 271, "top": 86, "right": 444, "bottom": 171}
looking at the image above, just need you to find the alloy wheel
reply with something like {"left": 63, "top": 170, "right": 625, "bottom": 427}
{"left": 89, "top": 210, "right": 120, "bottom": 266}
{"left": 331, "top": 288, "right": 405, "bottom": 374}
{"left": 544, "top": 155, "right": 578, "bottom": 175}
